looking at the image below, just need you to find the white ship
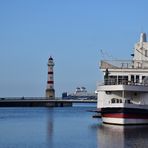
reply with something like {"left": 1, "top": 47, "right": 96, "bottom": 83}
{"left": 62, "top": 87, "right": 96, "bottom": 100}
{"left": 96, "top": 33, "right": 148, "bottom": 125}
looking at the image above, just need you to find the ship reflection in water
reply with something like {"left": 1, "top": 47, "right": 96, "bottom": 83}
{"left": 95, "top": 124, "right": 148, "bottom": 148}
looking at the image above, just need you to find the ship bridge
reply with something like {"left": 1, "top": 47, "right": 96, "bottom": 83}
{"left": 99, "top": 33, "right": 148, "bottom": 87}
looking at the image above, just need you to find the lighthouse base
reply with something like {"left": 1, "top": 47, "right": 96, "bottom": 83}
{"left": 45, "top": 89, "right": 55, "bottom": 99}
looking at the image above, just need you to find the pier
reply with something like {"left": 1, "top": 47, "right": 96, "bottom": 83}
{"left": 0, "top": 97, "right": 97, "bottom": 107}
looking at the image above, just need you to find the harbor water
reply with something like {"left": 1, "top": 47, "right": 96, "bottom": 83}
{"left": 0, "top": 104, "right": 148, "bottom": 148}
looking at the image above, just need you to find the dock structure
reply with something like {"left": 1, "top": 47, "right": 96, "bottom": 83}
{"left": 0, "top": 98, "right": 97, "bottom": 107}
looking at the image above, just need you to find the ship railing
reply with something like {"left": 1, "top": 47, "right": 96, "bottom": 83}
{"left": 97, "top": 78, "right": 148, "bottom": 86}
{"left": 100, "top": 60, "right": 148, "bottom": 69}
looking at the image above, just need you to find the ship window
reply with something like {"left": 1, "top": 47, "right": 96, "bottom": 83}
{"left": 106, "top": 91, "right": 111, "bottom": 94}
{"left": 111, "top": 98, "right": 121, "bottom": 103}
{"left": 118, "top": 76, "right": 128, "bottom": 84}
{"left": 116, "top": 99, "right": 119, "bottom": 103}
{"left": 142, "top": 76, "right": 146, "bottom": 80}
{"left": 131, "top": 75, "right": 134, "bottom": 83}
{"left": 145, "top": 50, "right": 148, "bottom": 57}
{"left": 136, "top": 75, "right": 139, "bottom": 83}
{"left": 122, "top": 76, "right": 128, "bottom": 84}
{"left": 111, "top": 98, "right": 116, "bottom": 103}
{"left": 109, "top": 76, "right": 117, "bottom": 85}
{"left": 118, "top": 76, "right": 122, "bottom": 84}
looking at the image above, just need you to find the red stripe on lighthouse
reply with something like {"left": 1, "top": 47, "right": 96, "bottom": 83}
{"left": 47, "top": 81, "right": 54, "bottom": 84}
{"left": 48, "top": 72, "right": 53, "bottom": 74}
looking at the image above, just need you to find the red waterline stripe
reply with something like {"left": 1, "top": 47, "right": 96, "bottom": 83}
{"left": 48, "top": 72, "right": 53, "bottom": 74}
{"left": 102, "top": 113, "right": 148, "bottom": 119}
{"left": 47, "top": 81, "right": 54, "bottom": 84}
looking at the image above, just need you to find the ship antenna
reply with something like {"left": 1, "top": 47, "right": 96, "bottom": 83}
{"left": 100, "top": 49, "right": 118, "bottom": 60}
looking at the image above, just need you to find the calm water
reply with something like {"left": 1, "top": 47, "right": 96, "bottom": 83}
{"left": 0, "top": 105, "right": 148, "bottom": 148}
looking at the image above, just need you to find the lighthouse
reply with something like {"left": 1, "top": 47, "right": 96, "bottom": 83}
{"left": 45, "top": 56, "right": 55, "bottom": 99}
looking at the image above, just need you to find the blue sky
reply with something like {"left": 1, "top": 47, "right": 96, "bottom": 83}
{"left": 0, "top": 0, "right": 148, "bottom": 97}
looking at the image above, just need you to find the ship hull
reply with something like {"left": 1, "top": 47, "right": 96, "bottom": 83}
{"left": 101, "top": 107, "right": 148, "bottom": 125}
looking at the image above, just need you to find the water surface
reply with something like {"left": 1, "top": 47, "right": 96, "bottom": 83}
{"left": 0, "top": 105, "right": 148, "bottom": 148}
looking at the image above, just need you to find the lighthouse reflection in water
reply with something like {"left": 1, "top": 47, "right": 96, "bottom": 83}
{"left": 0, "top": 106, "right": 148, "bottom": 148}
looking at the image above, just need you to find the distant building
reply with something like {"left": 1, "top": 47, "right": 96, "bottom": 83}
{"left": 62, "top": 87, "right": 97, "bottom": 100}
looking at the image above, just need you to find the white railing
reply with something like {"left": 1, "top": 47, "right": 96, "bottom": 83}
{"left": 97, "top": 78, "right": 148, "bottom": 86}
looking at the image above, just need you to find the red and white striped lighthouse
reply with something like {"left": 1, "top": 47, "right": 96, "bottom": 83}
{"left": 45, "top": 56, "right": 55, "bottom": 98}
